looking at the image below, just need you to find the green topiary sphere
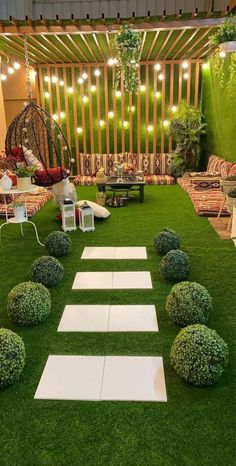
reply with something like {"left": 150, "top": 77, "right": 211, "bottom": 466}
{"left": 0, "top": 328, "right": 26, "bottom": 389}
{"left": 30, "top": 255, "right": 64, "bottom": 288}
{"left": 45, "top": 231, "right": 72, "bottom": 257}
{"left": 170, "top": 324, "right": 228, "bottom": 386}
{"left": 7, "top": 281, "right": 51, "bottom": 327}
{"left": 166, "top": 281, "right": 212, "bottom": 326}
{"left": 160, "top": 249, "right": 190, "bottom": 282}
{"left": 153, "top": 228, "right": 180, "bottom": 255}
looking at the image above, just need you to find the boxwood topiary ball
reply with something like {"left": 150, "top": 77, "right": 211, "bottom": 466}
{"left": 170, "top": 324, "right": 228, "bottom": 386}
{"left": 160, "top": 249, "right": 190, "bottom": 282}
{"left": 45, "top": 231, "right": 72, "bottom": 257}
{"left": 7, "top": 281, "right": 51, "bottom": 327}
{"left": 166, "top": 281, "right": 212, "bottom": 326}
{"left": 153, "top": 228, "right": 180, "bottom": 255}
{"left": 30, "top": 255, "right": 64, "bottom": 288}
{"left": 0, "top": 328, "right": 26, "bottom": 389}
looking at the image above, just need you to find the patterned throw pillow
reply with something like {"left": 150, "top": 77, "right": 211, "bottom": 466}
{"left": 22, "top": 147, "right": 43, "bottom": 170}
{"left": 207, "top": 155, "right": 224, "bottom": 173}
{"left": 228, "top": 163, "right": 236, "bottom": 177}
{"left": 220, "top": 161, "right": 232, "bottom": 178}
{"left": 191, "top": 178, "right": 220, "bottom": 190}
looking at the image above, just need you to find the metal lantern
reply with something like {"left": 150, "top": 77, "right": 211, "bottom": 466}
{"left": 61, "top": 198, "right": 77, "bottom": 232}
{"left": 78, "top": 202, "right": 95, "bottom": 232}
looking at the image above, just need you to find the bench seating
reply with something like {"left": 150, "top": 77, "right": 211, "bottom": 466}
{"left": 0, "top": 189, "right": 53, "bottom": 217}
{"left": 73, "top": 153, "right": 175, "bottom": 186}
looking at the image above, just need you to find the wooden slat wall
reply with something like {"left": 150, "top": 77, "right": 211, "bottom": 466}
{"left": 36, "top": 60, "right": 202, "bottom": 169}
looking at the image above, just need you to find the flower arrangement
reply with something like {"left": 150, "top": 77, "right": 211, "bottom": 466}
{"left": 15, "top": 163, "right": 36, "bottom": 178}
{"left": 112, "top": 24, "right": 142, "bottom": 93}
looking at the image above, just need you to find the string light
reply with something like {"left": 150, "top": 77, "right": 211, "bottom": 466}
{"left": 0, "top": 74, "right": 7, "bottom": 81}
{"left": 44, "top": 91, "right": 50, "bottom": 98}
{"left": 82, "top": 95, "right": 88, "bottom": 103}
{"left": 155, "top": 91, "right": 161, "bottom": 98}
{"left": 219, "top": 51, "right": 226, "bottom": 58}
{"left": 8, "top": 67, "right": 14, "bottom": 75}
{"left": 154, "top": 63, "right": 161, "bottom": 71}
{"left": 78, "top": 77, "right": 84, "bottom": 84}
{"left": 44, "top": 76, "right": 50, "bottom": 82}
{"left": 99, "top": 120, "right": 105, "bottom": 127}
{"left": 158, "top": 73, "right": 164, "bottom": 81}
{"left": 113, "top": 58, "right": 118, "bottom": 65}
{"left": 59, "top": 80, "right": 64, "bottom": 86}
{"left": 183, "top": 72, "right": 189, "bottom": 80}
{"left": 182, "top": 60, "right": 189, "bottom": 69}
{"left": 147, "top": 125, "right": 153, "bottom": 132}
{"left": 82, "top": 72, "right": 88, "bottom": 80}
{"left": 90, "top": 85, "right": 96, "bottom": 92}
{"left": 52, "top": 114, "right": 58, "bottom": 120}
{"left": 163, "top": 120, "right": 169, "bottom": 127}
{"left": 128, "top": 105, "right": 135, "bottom": 112}
{"left": 94, "top": 68, "right": 101, "bottom": 77}
{"left": 51, "top": 76, "right": 58, "bottom": 83}
{"left": 67, "top": 87, "right": 74, "bottom": 94}
{"left": 123, "top": 120, "right": 128, "bottom": 128}
{"left": 107, "top": 58, "right": 114, "bottom": 66}
{"left": 140, "top": 84, "right": 146, "bottom": 92}
{"left": 13, "top": 61, "right": 20, "bottom": 70}
{"left": 171, "top": 105, "right": 177, "bottom": 113}
{"left": 202, "top": 62, "right": 209, "bottom": 69}
{"left": 60, "top": 111, "right": 65, "bottom": 118}
{"left": 108, "top": 111, "right": 114, "bottom": 118}
{"left": 77, "top": 127, "right": 83, "bottom": 134}
{"left": 115, "top": 90, "right": 122, "bottom": 97}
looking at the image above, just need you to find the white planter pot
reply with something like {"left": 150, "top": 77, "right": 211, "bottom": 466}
{"left": 220, "top": 179, "right": 236, "bottom": 195}
{"left": 13, "top": 206, "right": 26, "bottom": 222}
{"left": 219, "top": 41, "right": 236, "bottom": 53}
{"left": 226, "top": 196, "right": 236, "bottom": 214}
{"left": 0, "top": 173, "right": 12, "bottom": 191}
{"left": 17, "top": 177, "right": 31, "bottom": 191}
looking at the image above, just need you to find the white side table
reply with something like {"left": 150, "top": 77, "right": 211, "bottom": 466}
{"left": 0, "top": 186, "right": 44, "bottom": 246}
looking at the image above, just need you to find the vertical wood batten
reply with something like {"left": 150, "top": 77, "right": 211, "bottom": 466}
{"left": 178, "top": 65, "right": 183, "bottom": 108}
{"left": 137, "top": 67, "right": 141, "bottom": 155}
{"left": 104, "top": 65, "right": 110, "bottom": 154}
{"left": 187, "top": 64, "right": 192, "bottom": 104}
{"left": 161, "top": 65, "right": 166, "bottom": 154}
{"left": 87, "top": 67, "right": 95, "bottom": 154}
{"left": 145, "top": 64, "right": 149, "bottom": 154}
{"left": 96, "top": 71, "right": 102, "bottom": 154}
{"left": 79, "top": 66, "right": 87, "bottom": 154}
{"left": 47, "top": 67, "right": 56, "bottom": 166}
{"left": 194, "top": 61, "right": 200, "bottom": 108}
{"left": 62, "top": 68, "right": 72, "bottom": 152}
{"left": 121, "top": 74, "right": 125, "bottom": 153}
{"left": 55, "top": 68, "right": 64, "bottom": 166}
{"left": 169, "top": 63, "right": 174, "bottom": 153}
{"left": 153, "top": 66, "right": 157, "bottom": 155}
{"left": 129, "top": 93, "right": 133, "bottom": 154}
{"left": 71, "top": 67, "right": 80, "bottom": 168}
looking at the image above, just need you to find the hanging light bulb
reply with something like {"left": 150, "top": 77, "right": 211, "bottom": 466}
{"left": 77, "top": 127, "right": 83, "bottom": 134}
{"left": 44, "top": 91, "right": 50, "bottom": 98}
{"left": 8, "top": 67, "right": 14, "bottom": 75}
{"left": 123, "top": 120, "right": 128, "bottom": 128}
{"left": 158, "top": 73, "right": 164, "bottom": 81}
{"left": 82, "top": 72, "right": 88, "bottom": 80}
{"left": 113, "top": 58, "right": 118, "bottom": 65}
{"left": 51, "top": 76, "right": 58, "bottom": 83}
{"left": 147, "top": 125, "right": 153, "bottom": 132}
{"left": 78, "top": 77, "right": 84, "bottom": 84}
{"left": 0, "top": 74, "right": 7, "bottom": 81}
{"left": 163, "top": 120, "right": 169, "bottom": 127}
{"left": 154, "top": 63, "right": 161, "bottom": 71}
{"left": 67, "top": 87, "right": 74, "bottom": 94}
{"left": 183, "top": 72, "right": 189, "bottom": 80}
{"left": 82, "top": 95, "right": 88, "bottom": 103}
{"left": 59, "top": 80, "right": 64, "bottom": 86}
{"left": 52, "top": 114, "right": 58, "bottom": 120}
{"left": 108, "top": 111, "right": 114, "bottom": 118}
{"left": 128, "top": 105, "right": 135, "bottom": 112}
{"left": 182, "top": 60, "right": 189, "bottom": 69}
{"left": 140, "top": 84, "right": 146, "bottom": 92}
{"left": 171, "top": 105, "right": 177, "bottom": 113}
{"left": 94, "top": 68, "right": 101, "bottom": 77}
{"left": 115, "top": 90, "right": 122, "bottom": 97}
{"left": 90, "top": 85, "right": 96, "bottom": 92}
{"left": 99, "top": 120, "right": 105, "bottom": 127}
{"left": 13, "top": 61, "right": 20, "bottom": 70}
{"left": 202, "top": 62, "right": 209, "bottom": 69}
{"left": 155, "top": 91, "right": 161, "bottom": 98}
{"left": 44, "top": 76, "right": 50, "bottom": 82}
{"left": 60, "top": 111, "right": 65, "bottom": 118}
{"left": 107, "top": 58, "right": 114, "bottom": 66}
{"left": 219, "top": 51, "right": 226, "bottom": 58}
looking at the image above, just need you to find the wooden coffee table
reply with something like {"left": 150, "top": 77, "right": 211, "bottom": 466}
{"left": 97, "top": 176, "right": 145, "bottom": 203}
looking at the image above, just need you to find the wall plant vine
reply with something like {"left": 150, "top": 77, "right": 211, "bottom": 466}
{"left": 112, "top": 24, "right": 142, "bottom": 93}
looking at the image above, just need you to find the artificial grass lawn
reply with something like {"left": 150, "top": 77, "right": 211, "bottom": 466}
{"left": 0, "top": 185, "right": 235, "bottom": 466}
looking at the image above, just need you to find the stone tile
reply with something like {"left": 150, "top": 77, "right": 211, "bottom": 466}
{"left": 112, "top": 271, "right": 152, "bottom": 289}
{"left": 72, "top": 272, "right": 113, "bottom": 289}
{"left": 57, "top": 305, "right": 110, "bottom": 332}
{"left": 81, "top": 247, "right": 115, "bottom": 259}
{"left": 101, "top": 356, "right": 167, "bottom": 402}
{"left": 114, "top": 247, "right": 147, "bottom": 259}
{"left": 34, "top": 355, "right": 104, "bottom": 400}
{"left": 108, "top": 305, "right": 158, "bottom": 332}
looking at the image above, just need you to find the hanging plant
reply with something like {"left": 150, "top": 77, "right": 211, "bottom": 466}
{"left": 226, "top": 52, "right": 236, "bottom": 97}
{"left": 112, "top": 24, "right": 142, "bottom": 93}
{"left": 212, "top": 52, "right": 225, "bottom": 89}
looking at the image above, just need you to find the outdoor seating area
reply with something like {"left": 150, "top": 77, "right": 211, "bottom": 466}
{"left": 0, "top": 1, "right": 235, "bottom": 465}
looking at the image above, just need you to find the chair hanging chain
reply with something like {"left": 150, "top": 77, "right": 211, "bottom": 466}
{"left": 23, "top": 35, "right": 32, "bottom": 101}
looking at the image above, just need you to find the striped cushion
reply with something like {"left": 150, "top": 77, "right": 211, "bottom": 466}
{"left": 220, "top": 161, "right": 232, "bottom": 178}
{"left": 0, "top": 190, "right": 52, "bottom": 217}
{"left": 178, "top": 178, "right": 229, "bottom": 217}
{"left": 207, "top": 155, "right": 224, "bottom": 173}
{"left": 228, "top": 163, "right": 236, "bottom": 176}
{"left": 73, "top": 174, "right": 175, "bottom": 186}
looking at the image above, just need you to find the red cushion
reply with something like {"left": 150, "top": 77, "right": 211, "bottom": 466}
{"left": 34, "top": 167, "right": 67, "bottom": 187}
{"left": 8, "top": 147, "right": 25, "bottom": 162}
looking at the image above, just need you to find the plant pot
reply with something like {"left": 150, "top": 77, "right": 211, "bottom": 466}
{"left": 220, "top": 179, "right": 236, "bottom": 195}
{"left": 219, "top": 41, "right": 236, "bottom": 53}
{"left": 0, "top": 173, "right": 12, "bottom": 191}
{"left": 17, "top": 177, "right": 31, "bottom": 191}
{"left": 13, "top": 205, "right": 26, "bottom": 222}
{"left": 226, "top": 196, "right": 236, "bottom": 214}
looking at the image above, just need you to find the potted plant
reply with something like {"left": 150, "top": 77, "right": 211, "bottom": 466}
{"left": 227, "top": 188, "right": 236, "bottom": 213}
{"left": 220, "top": 175, "right": 236, "bottom": 195}
{"left": 210, "top": 15, "right": 236, "bottom": 53}
{"left": 13, "top": 201, "right": 26, "bottom": 222}
{"left": 15, "top": 163, "right": 36, "bottom": 191}
{"left": 168, "top": 101, "right": 206, "bottom": 177}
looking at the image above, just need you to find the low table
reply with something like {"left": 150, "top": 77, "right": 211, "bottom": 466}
{"left": 97, "top": 176, "right": 145, "bottom": 203}
{"left": 0, "top": 186, "right": 44, "bottom": 246}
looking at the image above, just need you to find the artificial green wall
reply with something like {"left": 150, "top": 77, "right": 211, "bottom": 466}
{"left": 201, "top": 55, "right": 236, "bottom": 162}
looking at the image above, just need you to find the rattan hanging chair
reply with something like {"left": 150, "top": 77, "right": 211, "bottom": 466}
{"left": 5, "top": 101, "right": 73, "bottom": 187}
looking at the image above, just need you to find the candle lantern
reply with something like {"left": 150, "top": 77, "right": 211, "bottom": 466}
{"left": 61, "top": 198, "right": 77, "bottom": 232}
{"left": 79, "top": 202, "right": 95, "bottom": 232}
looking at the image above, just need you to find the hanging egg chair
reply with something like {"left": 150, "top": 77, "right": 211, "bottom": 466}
{"left": 5, "top": 35, "right": 73, "bottom": 187}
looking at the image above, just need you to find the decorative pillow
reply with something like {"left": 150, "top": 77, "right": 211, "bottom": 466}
{"left": 34, "top": 167, "right": 67, "bottom": 187}
{"left": 9, "top": 147, "right": 25, "bottom": 162}
{"left": 191, "top": 178, "right": 220, "bottom": 190}
{"left": 228, "top": 163, "right": 236, "bottom": 177}
{"left": 188, "top": 171, "right": 220, "bottom": 178}
{"left": 220, "top": 161, "right": 232, "bottom": 178}
{"left": 22, "top": 146, "right": 43, "bottom": 170}
{"left": 0, "top": 194, "right": 13, "bottom": 204}
{"left": 76, "top": 200, "right": 110, "bottom": 218}
{"left": 207, "top": 155, "right": 224, "bottom": 173}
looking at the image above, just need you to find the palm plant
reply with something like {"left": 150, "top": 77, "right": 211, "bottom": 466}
{"left": 168, "top": 101, "right": 206, "bottom": 176}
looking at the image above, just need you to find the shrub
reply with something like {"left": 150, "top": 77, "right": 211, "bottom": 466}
{"left": 0, "top": 328, "right": 26, "bottom": 389}
{"left": 166, "top": 281, "right": 212, "bottom": 326}
{"left": 160, "top": 249, "right": 190, "bottom": 282}
{"left": 30, "top": 255, "right": 64, "bottom": 288}
{"left": 45, "top": 231, "right": 72, "bottom": 257}
{"left": 153, "top": 228, "right": 180, "bottom": 255}
{"left": 228, "top": 188, "right": 236, "bottom": 198}
{"left": 7, "top": 281, "right": 51, "bottom": 326}
{"left": 170, "top": 324, "right": 229, "bottom": 386}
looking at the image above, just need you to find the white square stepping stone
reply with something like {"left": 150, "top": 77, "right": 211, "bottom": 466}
{"left": 101, "top": 356, "right": 167, "bottom": 402}
{"left": 34, "top": 355, "right": 104, "bottom": 400}
{"left": 114, "top": 247, "right": 147, "bottom": 259}
{"left": 72, "top": 272, "right": 113, "bottom": 289}
{"left": 57, "top": 305, "right": 110, "bottom": 332}
{"left": 113, "top": 271, "right": 152, "bottom": 289}
{"left": 108, "top": 305, "right": 158, "bottom": 332}
{"left": 81, "top": 247, "right": 115, "bottom": 259}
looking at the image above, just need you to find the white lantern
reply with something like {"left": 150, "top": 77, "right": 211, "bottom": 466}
{"left": 61, "top": 199, "right": 77, "bottom": 232}
{"left": 78, "top": 202, "right": 95, "bottom": 232}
